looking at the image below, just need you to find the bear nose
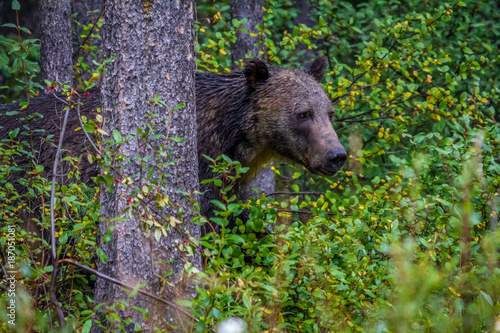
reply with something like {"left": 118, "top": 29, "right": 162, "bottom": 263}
{"left": 326, "top": 148, "right": 347, "bottom": 169}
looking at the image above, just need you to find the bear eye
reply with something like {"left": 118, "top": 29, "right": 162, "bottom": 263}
{"left": 298, "top": 112, "right": 309, "bottom": 120}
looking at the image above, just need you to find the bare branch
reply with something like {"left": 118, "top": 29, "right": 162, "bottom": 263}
{"left": 49, "top": 94, "right": 72, "bottom": 327}
{"left": 58, "top": 259, "right": 215, "bottom": 332}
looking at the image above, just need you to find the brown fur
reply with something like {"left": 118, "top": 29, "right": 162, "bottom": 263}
{"left": 0, "top": 57, "right": 346, "bottom": 234}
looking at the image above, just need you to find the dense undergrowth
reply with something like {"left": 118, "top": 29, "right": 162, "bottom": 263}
{"left": 1, "top": 0, "right": 499, "bottom": 332}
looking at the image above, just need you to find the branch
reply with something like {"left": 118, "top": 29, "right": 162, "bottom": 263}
{"left": 58, "top": 259, "right": 215, "bottom": 332}
{"left": 49, "top": 95, "right": 72, "bottom": 327}
{"left": 72, "top": 1, "right": 106, "bottom": 60}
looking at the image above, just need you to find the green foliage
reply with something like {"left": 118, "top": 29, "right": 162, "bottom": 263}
{"left": 0, "top": 1, "right": 40, "bottom": 102}
{"left": 1, "top": 0, "right": 500, "bottom": 332}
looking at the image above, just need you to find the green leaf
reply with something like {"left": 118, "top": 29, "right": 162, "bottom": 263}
{"left": 8, "top": 128, "right": 19, "bottom": 139}
{"left": 82, "top": 320, "right": 92, "bottom": 333}
{"left": 62, "top": 196, "right": 77, "bottom": 202}
{"left": 242, "top": 294, "right": 251, "bottom": 309}
{"left": 460, "top": 92, "right": 467, "bottom": 102}
{"left": 96, "top": 248, "right": 107, "bottom": 264}
{"left": 1, "top": 23, "right": 17, "bottom": 29}
{"left": 126, "top": 282, "right": 147, "bottom": 298}
{"left": 84, "top": 124, "right": 95, "bottom": 133}
{"left": 113, "top": 129, "right": 122, "bottom": 143}
{"left": 59, "top": 232, "right": 68, "bottom": 245}
{"left": 171, "top": 102, "right": 185, "bottom": 110}
{"left": 176, "top": 300, "right": 193, "bottom": 307}
{"left": 211, "top": 200, "right": 226, "bottom": 211}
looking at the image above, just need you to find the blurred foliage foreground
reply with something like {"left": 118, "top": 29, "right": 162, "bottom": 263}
{"left": 1, "top": 0, "right": 500, "bottom": 332}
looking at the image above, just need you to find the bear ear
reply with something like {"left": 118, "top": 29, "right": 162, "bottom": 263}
{"left": 304, "top": 56, "right": 327, "bottom": 82}
{"left": 244, "top": 59, "right": 269, "bottom": 88}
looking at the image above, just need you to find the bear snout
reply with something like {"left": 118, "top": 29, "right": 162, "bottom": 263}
{"left": 325, "top": 147, "right": 347, "bottom": 173}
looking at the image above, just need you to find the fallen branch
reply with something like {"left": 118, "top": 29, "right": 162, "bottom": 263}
{"left": 58, "top": 259, "right": 215, "bottom": 332}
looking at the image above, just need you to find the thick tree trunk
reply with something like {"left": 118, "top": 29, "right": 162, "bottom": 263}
{"left": 94, "top": 0, "right": 199, "bottom": 331}
{"left": 230, "top": 0, "right": 265, "bottom": 61}
{"left": 39, "top": 0, "right": 72, "bottom": 85}
{"left": 230, "top": 0, "right": 275, "bottom": 199}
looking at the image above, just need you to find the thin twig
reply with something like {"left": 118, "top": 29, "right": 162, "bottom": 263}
{"left": 72, "top": 1, "right": 106, "bottom": 60}
{"left": 49, "top": 94, "right": 72, "bottom": 327}
{"left": 76, "top": 97, "right": 102, "bottom": 155}
{"left": 58, "top": 259, "right": 215, "bottom": 332}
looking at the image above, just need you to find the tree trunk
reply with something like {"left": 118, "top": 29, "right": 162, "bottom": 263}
{"left": 293, "top": 0, "right": 314, "bottom": 28}
{"left": 94, "top": 0, "right": 200, "bottom": 331}
{"left": 292, "top": 0, "right": 316, "bottom": 61}
{"left": 230, "top": 0, "right": 265, "bottom": 61}
{"left": 70, "top": 0, "right": 103, "bottom": 80}
{"left": 230, "top": 0, "right": 275, "bottom": 200}
{"left": 39, "top": 0, "right": 72, "bottom": 85}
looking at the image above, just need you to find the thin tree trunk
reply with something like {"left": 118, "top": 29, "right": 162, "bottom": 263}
{"left": 95, "top": 0, "right": 199, "bottom": 331}
{"left": 230, "top": 0, "right": 275, "bottom": 200}
{"left": 39, "top": 0, "right": 72, "bottom": 86}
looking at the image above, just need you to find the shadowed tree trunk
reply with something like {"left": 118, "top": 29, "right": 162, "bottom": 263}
{"left": 94, "top": 0, "right": 200, "bottom": 330}
{"left": 293, "top": 0, "right": 314, "bottom": 29}
{"left": 39, "top": 0, "right": 72, "bottom": 86}
{"left": 293, "top": 0, "right": 316, "bottom": 61}
{"left": 71, "top": 0, "right": 103, "bottom": 80}
{"left": 230, "top": 0, "right": 265, "bottom": 62}
{"left": 230, "top": 0, "right": 275, "bottom": 198}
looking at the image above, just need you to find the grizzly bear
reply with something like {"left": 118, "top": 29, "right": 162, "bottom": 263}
{"left": 0, "top": 56, "right": 346, "bottom": 233}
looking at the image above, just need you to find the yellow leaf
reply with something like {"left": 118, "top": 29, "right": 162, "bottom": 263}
{"left": 449, "top": 287, "right": 461, "bottom": 296}
{"left": 89, "top": 72, "right": 99, "bottom": 83}
{"left": 220, "top": 49, "right": 227, "bottom": 55}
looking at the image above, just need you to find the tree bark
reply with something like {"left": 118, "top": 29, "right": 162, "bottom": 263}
{"left": 95, "top": 0, "right": 200, "bottom": 331}
{"left": 230, "top": 0, "right": 265, "bottom": 61}
{"left": 230, "top": 0, "right": 275, "bottom": 200}
{"left": 39, "top": 0, "right": 73, "bottom": 85}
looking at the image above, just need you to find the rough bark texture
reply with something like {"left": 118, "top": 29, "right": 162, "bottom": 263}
{"left": 39, "top": 0, "right": 73, "bottom": 85}
{"left": 230, "top": 0, "right": 275, "bottom": 199}
{"left": 95, "top": 0, "right": 200, "bottom": 331}
{"left": 230, "top": 0, "right": 265, "bottom": 61}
